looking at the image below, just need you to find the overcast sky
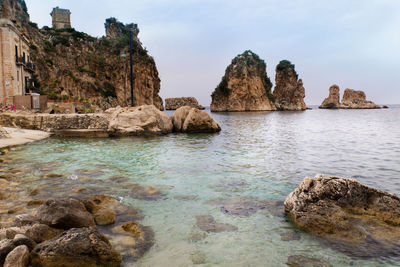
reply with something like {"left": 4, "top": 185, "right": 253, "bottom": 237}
{"left": 26, "top": 0, "right": 400, "bottom": 105}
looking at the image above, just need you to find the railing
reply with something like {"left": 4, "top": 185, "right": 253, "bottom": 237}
{"left": 26, "top": 78, "right": 35, "bottom": 89}
{"left": 25, "top": 62, "right": 35, "bottom": 72}
{"left": 15, "top": 56, "right": 26, "bottom": 66}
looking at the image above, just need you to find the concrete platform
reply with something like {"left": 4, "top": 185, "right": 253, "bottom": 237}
{"left": 0, "top": 127, "right": 51, "bottom": 149}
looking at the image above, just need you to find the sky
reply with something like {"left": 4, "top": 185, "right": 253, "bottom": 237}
{"left": 26, "top": 0, "right": 400, "bottom": 105}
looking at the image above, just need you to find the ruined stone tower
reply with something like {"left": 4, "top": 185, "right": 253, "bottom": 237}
{"left": 104, "top": 17, "right": 139, "bottom": 39}
{"left": 50, "top": 6, "right": 71, "bottom": 29}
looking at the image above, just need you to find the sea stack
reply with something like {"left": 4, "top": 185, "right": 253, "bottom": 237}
{"left": 340, "top": 89, "right": 380, "bottom": 109}
{"left": 319, "top": 85, "right": 340, "bottom": 109}
{"left": 210, "top": 50, "right": 276, "bottom": 112}
{"left": 273, "top": 60, "right": 306, "bottom": 111}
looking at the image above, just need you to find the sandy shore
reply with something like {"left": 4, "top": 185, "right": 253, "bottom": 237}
{"left": 0, "top": 127, "right": 51, "bottom": 149}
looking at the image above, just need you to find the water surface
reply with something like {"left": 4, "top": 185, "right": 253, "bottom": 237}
{"left": 2, "top": 106, "right": 400, "bottom": 266}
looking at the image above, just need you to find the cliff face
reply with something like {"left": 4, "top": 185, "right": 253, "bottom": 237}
{"left": 273, "top": 60, "right": 306, "bottom": 111}
{"left": 210, "top": 50, "right": 276, "bottom": 112}
{"left": 340, "top": 89, "right": 380, "bottom": 109}
{"left": 319, "top": 85, "right": 340, "bottom": 109}
{"left": 2, "top": 2, "right": 164, "bottom": 111}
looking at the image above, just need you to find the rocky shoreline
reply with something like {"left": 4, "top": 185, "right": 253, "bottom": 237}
{"left": 0, "top": 127, "right": 51, "bottom": 150}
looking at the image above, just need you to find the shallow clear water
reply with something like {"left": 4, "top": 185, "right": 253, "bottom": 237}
{"left": 2, "top": 106, "right": 400, "bottom": 266}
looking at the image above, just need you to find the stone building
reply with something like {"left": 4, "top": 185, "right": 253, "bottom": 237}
{"left": 50, "top": 7, "right": 71, "bottom": 29}
{"left": 0, "top": 0, "right": 34, "bottom": 106}
{"left": 105, "top": 17, "right": 139, "bottom": 39}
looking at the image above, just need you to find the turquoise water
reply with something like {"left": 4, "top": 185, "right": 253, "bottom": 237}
{"left": 2, "top": 107, "right": 400, "bottom": 266}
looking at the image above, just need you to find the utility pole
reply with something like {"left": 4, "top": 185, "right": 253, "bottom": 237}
{"left": 129, "top": 30, "right": 135, "bottom": 107}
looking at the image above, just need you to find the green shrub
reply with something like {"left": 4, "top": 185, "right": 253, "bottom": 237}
{"left": 215, "top": 76, "right": 229, "bottom": 96}
{"left": 77, "top": 67, "right": 96, "bottom": 78}
{"left": 28, "top": 22, "right": 38, "bottom": 29}
{"left": 47, "top": 91, "right": 58, "bottom": 100}
{"left": 43, "top": 40, "right": 54, "bottom": 52}
{"left": 52, "top": 36, "right": 70, "bottom": 47}
{"left": 61, "top": 95, "right": 70, "bottom": 100}
{"left": 103, "top": 81, "right": 116, "bottom": 97}
{"left": 276, "top": 60, "right": 298, "bottom": 78}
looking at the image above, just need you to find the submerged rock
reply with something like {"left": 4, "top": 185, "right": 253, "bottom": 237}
{"left": 273, "top": 60, "right": 306, "bottom": 111}
{"left": 286, "top": 255, "right": 332, "bottom": 267}
{"left": 130, "top": 185, "right": 165, "bottom": 200}
{"left": 208, "top": 197, "right": 270, "bottom": 217}
{"left": 285, "top": 174, "right": 400, "bottom": 257}
{"left": 319, "top": 85, "right": 340, "bottom": 109}
{"left": 36, "top": 198, "right": 95, "bottom": 229}
{"left": 171, "top": 106, "right": 221, "bottom": 133}
{"left": 340, "top": 89, "right": 380, "bottom": 109}
{"left": 210, "top": 50, "right": 276, "bottom": 112}
{"left": 165, "top": 97, "right": 205, "bottom": 110}
{"left": 107, "top": 105, "right": 173, "bottom": 136}
{"left": 195, "top": 215, "right": 238, "bottom": 233}
{"left": 280, "top": 231, "right": 301, "bottom": 242}
{"left": 31, "top": 227, "right": 122, "bottom": 267}
{"left": 82, "top": 195, "right": 118, "bottom": 226}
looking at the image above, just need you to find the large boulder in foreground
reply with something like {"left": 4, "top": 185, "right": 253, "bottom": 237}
{"left": 210, "top": 50, "right": 276, "bottom": 112}
{"left": 319, "top": 85, "right": 340, "bottom": 109}
{"left": 273, "top": 60, "right": 306, "bottom": 111}
{"left": 171, "top": 106, "right": 221, "bottom": 133}
{"left": 165, "top": 97, "right": 205, "bottom": 110}
{"left": 106, "top": 105, "right": 173, "bottom": 136}
{"left": 36, "top": 198, "right": 96, "bottom": 229}
{"left": 30, "top": 227, "right": 122, "bottom": 267}
{"left": 340, "top": 89, "right": 380, "bottom": 109}
{"left": 285, "top": 174, "right": 400, "bottom": 257}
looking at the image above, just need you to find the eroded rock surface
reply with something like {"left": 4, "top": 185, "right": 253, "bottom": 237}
{"left": 340, "top": 89, "right": 380, "bottom": 109}
{"left": 285, "top": 174, "right": 400, "bottom": 257}
{"left": 31, "top": 227, "right": 122, "bottom": 267}
{"left": 36, "top": 198, "right": 96, "bottom": 229}
{"left": 273, "top": 60, "right": 306, "bottom": 111}
{"left": 210, "top": 50, "right": 276, "bottom": 112}
{"left": 319, "top": 85, "right": 340, "bottom": 109}
{"left": 107, "top": 105, "right": 173, "bottom": 136}
{"left": 171, "top": 106, "right": 221, "bottom": 133}
{"left": 165, "top": 97, "right": 205, "bottom": 110}
{"left": 195, "top": 215, "right": 238, "bottom": 233}
{"left": 4, "top": 245, "right": 29, "bottom": 267}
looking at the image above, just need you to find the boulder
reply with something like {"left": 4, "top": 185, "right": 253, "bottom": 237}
{"left": 171, "top": 106, "right": 221, "bottom": 133}
{"left": 4, "top": 245, "right": 29, "bottom": 267}
{"left": 106, "top": 105, "right": 173, "bottom": 136}
{"left": 0, "top": 235, "right": 35, "bottom": 266}
{"left": 24, "top": 223, "right": 63, "bottom": 243}
{"left": 273, "top": 60, "right": 306, "bottom": 111}
{"left": 130, "top": 184, "right": 165, "bottom": 200}
{"left": 30, "top": 227, "right": 122, "bottom": 267}
{"left": 319, "top": 85, "right": 340, "bottom": 109}
{"left": 210, "top": 50, "right": 276, "bottom": 111}
{"left": 340, "top": 89, "right": 380, "bottom": 109}
{"left": 165, "top": 97, "right": 205, "bottom": 110}
{"left": 284, "top": 174, "right": 400, "bottom": 257}
{"left": 36, "top": 198, "right": 96, "bottom": 229}
{"left": 81, "top": 195, "right": 119, "bottom": 226}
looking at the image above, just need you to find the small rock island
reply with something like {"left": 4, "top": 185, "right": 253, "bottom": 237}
{"left": 320, "top": 85, "right": 380, "bottom": 109}
{"left": 210, "top": 51, "right": 276, "bottom": 112}
{"left": 165, "top": 97, "right": 205, "bottom": 110}
{"left": 273, "top": 60, "right": 306, "bottom": 111}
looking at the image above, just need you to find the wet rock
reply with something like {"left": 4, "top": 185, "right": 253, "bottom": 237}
{"left": 273, "top": 60, "right": 306, "bottom": 111}
{"left": 29, "top": 188, "right": 41, "bottom": 196}
{"left": 12, "top": 234, "right": 36, "bottom": 250}
{"left": 286, "top": 255, "right": 332, "bottom": 267}
{"left": 210, "top": 50, "right": 276, "bottom": 112}
{"left": 36, "top": 198, "right": 95, "bottom": 229}
{"left": 382, "top": 105, "right": 389, "bottom": 109}
{"left": 111, "top": 222, "right": 155, "bottom": 261}
{"left": 130, "top": 185, "right": 165, "bottom": 200}
{"left": 215, "top": 178, "right": 249, "bottom": 192}
{"left": 24, "top": 224, "right": 63, "bottom": 243}
{"left": 281, "top": 231, "right": 301, "bottom": 241}
{"left": 285, "top": 174, "right": 400, "bottom": 257}
{"left": 171, "top": 106, "right": 221, "bottom": 133}
{"left": 340, "top": 89, "right": 380, "bottom": 109}
{"left": 4, "top": 245, "right": 29, "bottom": 267}
{"left": 75, "top": 169, "right": 104, "bottom": 177}
{"left": 42, "top": 173, "right": 64, "bottom": 179}
{"left": 0, "top": 239, "right": 15, "bottom": 266}
{"left": 31, "top": 227, "right": 122, "bottom": 267}
{"left": 106, "top": 105, "right": 173, "bottom": 136}
{"left": 109, "top": 175, "right": 130, "bottom": 183}
{"left": 165, "top": 97, "right": 205, "bottom": 110}
{"left": 82, "top": 195, "right": 118, "bottom": 226}
{"left": 191, "top": 250, "right": 206, "bottom": 265}
{"left": 27, "top": 198, "right": 49, "bottom": 207}
{"left": 195, "top": 215, "right": 238, "bottom": 233}
{"left": 319, "top": 85, "right": 340, "bottom": 109}
{"left": 13, "top": 214, "right": 38, "bottom": 227}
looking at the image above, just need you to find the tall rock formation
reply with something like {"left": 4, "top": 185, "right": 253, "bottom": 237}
{"left": 210, "top": 50, "right": 276, "bottom": 112}
{"left": 273, "top": 60, "right": 306, "bottom": 111}
{"left": 0, "top": 0, "right": 29, "bottom": 25}
{"left": 319, "top": 85, "right": 340, "bottom": 109}
{"left": 340, "top": 89, "right": 380, "bottom": 109}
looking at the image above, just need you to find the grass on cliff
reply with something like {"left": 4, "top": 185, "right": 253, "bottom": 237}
{"left": 276, "top": 60, "right": 298, "bottom": 79}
